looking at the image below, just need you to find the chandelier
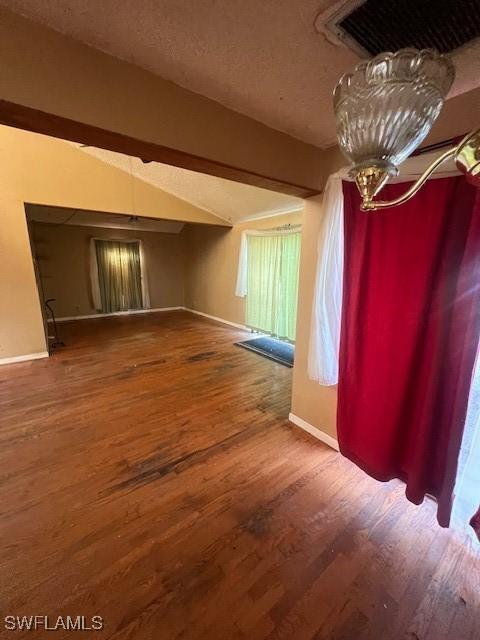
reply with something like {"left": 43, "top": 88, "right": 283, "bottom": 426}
{"left": 333, "top": 48, "right": 480, "bottom": 211}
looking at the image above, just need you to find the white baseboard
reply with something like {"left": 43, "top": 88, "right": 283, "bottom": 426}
{"left": 183, "top": 308, "right": 248, "bottom": 331}
{"left": 0, "top": 351, "right": 49, "bottom": 366}
{"left": 46, "top": 306, "right": 248, "bottom": 331}
{"left": 48, "top": 307, "right": 184, "bottom": 322}
{"left": 288, "top": 412, "right": 339, "bottom": 451}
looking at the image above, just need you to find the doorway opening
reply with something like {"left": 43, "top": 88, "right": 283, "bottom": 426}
{"left": 25, "top": 205, "right": 188, "bottom": 353}
{"left": 234, "top": 224, "right": 301, "bottom": 366}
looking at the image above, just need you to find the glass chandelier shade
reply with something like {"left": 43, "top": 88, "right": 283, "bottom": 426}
{"left": 333, "top": 49, "right": 455, "bottom": 206}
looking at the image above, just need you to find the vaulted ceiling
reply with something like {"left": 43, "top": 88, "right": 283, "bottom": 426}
{"left": 2, "top": 0, "right": 479, "bottom": 149}
{"left": 73, "top": 144, "right": 301, "bottom": 223}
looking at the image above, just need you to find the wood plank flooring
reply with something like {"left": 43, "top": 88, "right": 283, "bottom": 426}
{"left": 0, "top": 310, "right": 478, "bottom": 639}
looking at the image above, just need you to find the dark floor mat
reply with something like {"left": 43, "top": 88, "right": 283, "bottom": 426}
{"left": 235, "top": 336, "right": 294, "bottom": 367}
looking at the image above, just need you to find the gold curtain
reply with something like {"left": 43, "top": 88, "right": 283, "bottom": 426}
{"left": 95, "top": 240, "right": 143, "bottom": 313}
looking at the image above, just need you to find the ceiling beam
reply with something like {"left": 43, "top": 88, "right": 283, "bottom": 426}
{"left": 0, "top": 100, "right": 317, "bottom": 199}
{"left": 0, "top": 7, "right": 327, "bottom": 198}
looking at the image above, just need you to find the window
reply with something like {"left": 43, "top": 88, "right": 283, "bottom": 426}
{"left": 94, "top": 239, "right": 143, "bottom": 313}
{"left": 245, "top": 232, "right": 301, "bottom": 341}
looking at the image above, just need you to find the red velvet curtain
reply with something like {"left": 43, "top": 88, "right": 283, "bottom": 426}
{"left": 338, "top": 177, "right": 480, "bottom": 527}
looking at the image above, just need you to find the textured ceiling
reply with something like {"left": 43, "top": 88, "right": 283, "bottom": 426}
{"left": 75, "top": 144, "right": 301, "bottom": 223}
{"left": 1, "top": 1, "right": 478, "bottom": 148}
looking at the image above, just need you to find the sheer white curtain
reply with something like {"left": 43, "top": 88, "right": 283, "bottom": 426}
{"left": 235, "top": 231, "right": 249, "bottom": 298}
{"left": 307, "top": 175, "right": 344, "bottom": 385}
{"left": 235, "top": 227, "right": 301, "bottom": 298}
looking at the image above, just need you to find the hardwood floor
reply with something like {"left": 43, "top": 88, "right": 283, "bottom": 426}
{"left": 0, "top": 310, "right": 478, "bottom": 639}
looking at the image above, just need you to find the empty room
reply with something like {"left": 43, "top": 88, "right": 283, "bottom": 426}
{"left": 0, "top": 2, "right": 479, "bottom": 639}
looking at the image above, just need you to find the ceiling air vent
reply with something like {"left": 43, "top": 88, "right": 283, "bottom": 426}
{"left": 321, "top": 0, "right": 480, "bottom": 57}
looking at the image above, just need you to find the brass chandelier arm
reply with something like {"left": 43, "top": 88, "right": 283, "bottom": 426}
{"left": 361, "top": 146, "right": 457, "bottom": 211}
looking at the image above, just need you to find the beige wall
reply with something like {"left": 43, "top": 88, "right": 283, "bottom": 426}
{"left": 4, "top": 128, "right": 226, "bottom": 226}
{"left": 291, "top": 195, "right": 338, "bottom": 438}
{"left": 31, "top": 222, "right": 184, "bottom": 319}
{"left": 183, "top": 211, "right": 303, "bottom": 326}
{"left": 0, "top": 124, "right": 224, "bottom": 361}
{"left": 288, "top": 145, "right": 347, "bottom": 439}
{"left": 0, "top": 198, "right": 46, "bottom": 360}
